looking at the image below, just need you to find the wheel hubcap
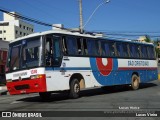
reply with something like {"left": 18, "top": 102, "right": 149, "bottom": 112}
{"left": 74, "top": 84, "right": 80, "bottom": 93}
{"left": 133, "top": 77, "right": 138, "bottom": 87}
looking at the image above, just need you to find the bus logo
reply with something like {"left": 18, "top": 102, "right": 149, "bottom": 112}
{"left": 31, "top": 70, "right": 37, "bottom": 74}
{"left": 96, "top": 58, "right": 113, "bottom": 76}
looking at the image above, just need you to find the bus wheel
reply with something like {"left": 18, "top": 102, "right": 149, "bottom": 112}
{"left": 131, "top": 74, "right": 140, "bottom": 90}
{"left": 39, "top": 92, "right": 51, "bottom": 100}
{"left": 69, "top": 79, "right": 80, "bottom": 99}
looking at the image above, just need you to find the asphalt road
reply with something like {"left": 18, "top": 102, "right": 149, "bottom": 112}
{"left": 0, "top": 80, "right": 160, "bottom": 120}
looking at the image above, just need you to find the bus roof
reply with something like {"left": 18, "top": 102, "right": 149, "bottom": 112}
{"left": 10, "top": 29, "right": 154, "bottom": 45}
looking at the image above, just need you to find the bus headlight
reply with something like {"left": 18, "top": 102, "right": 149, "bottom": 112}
{"left": 30, "top": 74, "right": 43, "bottom": 79}
{"left": 6, "top": 79, "right": 12, "bottom": 82}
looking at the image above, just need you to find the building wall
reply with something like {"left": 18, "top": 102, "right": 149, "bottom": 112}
{"left": 0, "top": 25, "right": 15, "bottom": 41}
{"left": 0, "top": 12, "right": 34, "bottom": 41}
{"left": 3, "top": 12, "right": 19, "bottom": 21}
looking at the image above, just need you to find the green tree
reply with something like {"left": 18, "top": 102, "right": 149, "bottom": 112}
{"left": 144, "top": 35, "right": 151, "bottom": 43}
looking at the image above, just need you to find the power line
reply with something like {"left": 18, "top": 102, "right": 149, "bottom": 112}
{"left": 0, "top": 8, "right": 79, "bottom": 32}
{"left": 0, "top": 8, "right": 52, "bottom": 27}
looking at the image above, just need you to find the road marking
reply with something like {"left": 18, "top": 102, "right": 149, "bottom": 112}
{"left": 10, "top": 101, "right": 23, "bottom": 104}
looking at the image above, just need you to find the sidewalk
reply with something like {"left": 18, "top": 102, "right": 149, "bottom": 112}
{"left": 0, "top": 85, "right": 8, "bottom": 95}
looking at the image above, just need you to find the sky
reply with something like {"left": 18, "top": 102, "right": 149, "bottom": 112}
{"left": 0, "top": 0, "right": 160, "bottom": 40}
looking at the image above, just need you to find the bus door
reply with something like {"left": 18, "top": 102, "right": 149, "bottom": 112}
{"left": 45, "top": 35, "right": 61, "bottom": 67}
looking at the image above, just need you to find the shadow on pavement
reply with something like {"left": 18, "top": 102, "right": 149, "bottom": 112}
{"left": 17, "top": 82, "right": 158, "bottom": 103}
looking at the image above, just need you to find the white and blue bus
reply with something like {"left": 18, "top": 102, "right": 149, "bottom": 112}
{"left": 6, "top": 29, "right": 158, "bottom": 99}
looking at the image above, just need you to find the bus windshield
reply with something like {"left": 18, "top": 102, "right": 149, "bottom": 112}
{"left": 8, "top": 37, "right": 42, "bottom": 71}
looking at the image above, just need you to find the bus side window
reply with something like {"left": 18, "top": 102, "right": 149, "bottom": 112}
{"left": 45, "top": 38, "right": 53, "bottom": 66}
{"left": 101, "top": 41, "right": 110, "bottom": 57}
{"left": 129, "top": 44, "right": 140, "bottom": 58}
{"left": 87, "top": 39, "right": 99, "bottom": 56}
{"left": 141, "top": 45, "right": 148, "bottom": 59}
{"left": 77, "top": 38, "right": 82, "bottom": 55}
{"left": 109, "top": 42, "right": 115, "bottom": 57}
{"left": 62, "top": 37, "right": 68, "bottom": 55}
{"left": 122, "top": 43, "right": 129, "bottom": 57}
{"left": 52, "top": 37, "right": 61, "bottom": 66}
{"left": 66, "top": 36, "right": 77, "bottom": 55}
{"left": 83, "top": 39, "right": 88, "bottom": 55}
{"left": 116, "top": 42, "right": 123, "bottom": 57}
{"left": 129, "top": 44, "right": 135, "bottom": 58}
{"left": 147, "top": 46, "right": 155, "bottom": 59}
{"left": 137, "top": 45, "right": 141, "bottom": 58}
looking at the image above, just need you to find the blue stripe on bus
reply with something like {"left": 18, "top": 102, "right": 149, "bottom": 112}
{"left": 45, "top": 67, "right": 91, "bottom": 71}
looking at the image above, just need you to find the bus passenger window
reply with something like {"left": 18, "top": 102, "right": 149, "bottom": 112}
{"left": 77, "top": 38, "right": 82, "bottom": 55}
{"left": 141, "top": 46, "right": 148, "bottom": 58}
{"left": 66, "top": 37, "right": 77, "bottom": 55}
{"left": 83, "top": 39, "right": 88, "bottom": 55}
{"left": 45, "top": 38, "right": 52, "bottom": 66}
{"left": 147, "top": 46, "right": 155, "bottom": 59}
{"left": 136, "top": 45, "right": 141, "bottom": 58}
{"left": 109, "top": 42, "right": 115, "bottom": 57}
{"left": 122, "top": 43, "right": 129, "bottom": 57}
{"left": 87, "top": 39, "right": 99, "bottom": 56}
{"left": 129, "top": 44, "right": 135, "bottom": 58}
{"left": 129, "top": 44, "right": 140, "bottom": 58}
{"left": 101, "top": 41, "right": 110, "bottom": 56}
{"left": 62, "top": 37, "right": 68, "bottom": 55}
{"left": 116, "top": 43, "right": 123, "bottom": 57}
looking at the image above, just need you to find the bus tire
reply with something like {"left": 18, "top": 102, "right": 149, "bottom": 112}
{"left": 69, "top": 79, "right": 80, "bottom": 99}
{"left": 39, "top": 92, "right": 51, "bottom": 100}
{"left": 131, "top": 74, "right": 140, "bottom": 90}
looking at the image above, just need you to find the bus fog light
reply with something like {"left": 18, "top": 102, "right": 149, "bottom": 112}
{"left": 34, "top": 84, "right": 39, "bottom": 88}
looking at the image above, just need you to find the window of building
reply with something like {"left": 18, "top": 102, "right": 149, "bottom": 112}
{"left": 0, "top": 31, "right": 2, "bottom": 34}
{"left": 23, "top": 33, "right": 26, "bottom": 36}
{"left": 26, "top": 27, "right": 28, "bottom": 30}
{"left": 0, "top": 38, "right": 2, "bottom": 40}
{"left": 4, "top": 38, "right": 6, "bottom": 40}
{"left": 23, "top": 26, "right": 26, "bottom": 29}
{"left": 20, "top": 24, "right": 22, "bottom": 28}
{"left": 20, "top": 32, "right": 22, "bottom": 35}
{"left": 16, "top": 30, "right": 18, "bottom": 34}
{"left": 3, "top": 30, "right": 6, "bottom": 33}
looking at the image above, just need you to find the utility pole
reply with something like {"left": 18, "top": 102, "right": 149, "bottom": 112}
{"left": 79, "top": 0, "right": 83, "bottom": 33}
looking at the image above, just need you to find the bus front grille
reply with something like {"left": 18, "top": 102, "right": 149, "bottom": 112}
{"left": 15, "top": 84, "right": 30, "bottom": 90}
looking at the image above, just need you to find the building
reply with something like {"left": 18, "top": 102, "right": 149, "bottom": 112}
{"left": 0, "top": 12, "right": 34, "bottom": 84}
{"left": 0, "top": 40, "right": 9, "bottom": 84}
{"left": 0, "top": 12, "right": 34, "bottom": 41}
{"left": 138, "top": 36, "right": 147, "bottom": 42}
